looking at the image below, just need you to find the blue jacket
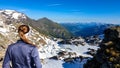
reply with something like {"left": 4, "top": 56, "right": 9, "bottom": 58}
{"left": 2, "top": 40, "right": 42, "bottom": 68}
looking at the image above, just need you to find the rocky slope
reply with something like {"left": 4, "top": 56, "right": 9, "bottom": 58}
{"left": 84, "top": 26, "right": 120, "bottom": 68}
{"left": 0, "top": 9, "right": 65, "bottom": 67}
{"left": 23, "top": 17, "right": 72, "bottom": 39}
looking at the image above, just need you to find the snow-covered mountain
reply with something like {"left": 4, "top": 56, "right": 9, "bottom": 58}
{"left": 0, "top": 10, "right": 26, "bottom": 24}
{"left": 0, "top": 9, "right": 71, "bottom": 39}
{"left": 0, "top": 9, "right": 99, "bottom": 68}
{"left": 0, "top": 10, "right": 26, "bottom": 19}
{"left": 0, "top": 9, "right": 61, "bottom": 57}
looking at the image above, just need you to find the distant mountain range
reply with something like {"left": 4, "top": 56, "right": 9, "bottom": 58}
{"left": 60, "top": 22, "right": 115, "bottom": 37}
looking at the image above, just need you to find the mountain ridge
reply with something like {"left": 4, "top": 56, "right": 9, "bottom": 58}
{"left": 60, "top": 22, "right": 115, "bottom": 37}
{"left": 23, "top": 17, "right": 72, "bottom": 38}
{"left": 0, "top": 9, "right": 72, "bottom": 39}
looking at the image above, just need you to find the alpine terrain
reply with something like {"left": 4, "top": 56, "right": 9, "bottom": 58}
{"left": 0, "top": 9, "right": 115, "bottom": 68}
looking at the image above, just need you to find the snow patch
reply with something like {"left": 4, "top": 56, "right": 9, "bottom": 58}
{"left": 0, "top": 28, "right": 7, "bottom": 33}
{"left": 0, "top": 9, "right": 26, "bottom": 20}
{"left": 12, "top": 13, "right": 22, "bottom": 19}
{"left": 38, "top": 39, "right": 62, "bottom": 59}
{"left": 59, "top": 44, "right": 99, "bottom": 57}
{"left": 42, "top": 59, "right": 64, "bottom": 68}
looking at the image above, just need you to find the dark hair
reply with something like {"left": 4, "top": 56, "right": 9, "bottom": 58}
{"left": 18, "top": 25, "right": 35, "bottom": 46}
{"left": 18, "top": 25, "right": 30, "bottom": 34}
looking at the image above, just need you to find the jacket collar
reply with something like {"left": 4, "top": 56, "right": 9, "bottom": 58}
{"left": 17, "top": 39, "right": 24, "bottom": 43}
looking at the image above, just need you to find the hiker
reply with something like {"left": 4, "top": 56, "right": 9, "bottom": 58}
{"left": 2, "top": 25, "right": 42, "bottom": 68}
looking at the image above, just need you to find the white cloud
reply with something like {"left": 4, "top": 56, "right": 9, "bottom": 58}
{"left": 48, "top": 4, "right": 62, "bottom": 6}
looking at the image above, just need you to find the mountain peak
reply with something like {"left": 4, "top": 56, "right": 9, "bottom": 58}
{"left": 37, "top": 17, "right": 53, "bottom": 23}
{"left": 0, "top": 9, "right": 26, "bottom": 22}
{"left": 41, "top": 17, "right": 49, "bottom": 20}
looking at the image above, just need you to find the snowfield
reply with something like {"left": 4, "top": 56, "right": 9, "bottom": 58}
{"left": 42, "top": 59, "right": 64, "bottom": 68}
{"left": 59, "top": 44, "right": 99, "bottom": 57}
{"left": 40, "top": 42, "right": 99, "bottom": 68}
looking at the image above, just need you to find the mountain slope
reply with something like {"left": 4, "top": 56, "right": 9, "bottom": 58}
{"left": 23, "top": 17, "right": 72, "bottom": 39}
{"left": 0, "top": 10, "right": 72, "bottom": 39}
{"left": 0, "top": 9, "right": 64, "bottom": 62}
{"left": 0, "top": 10, "right": 73, "bottom": 61}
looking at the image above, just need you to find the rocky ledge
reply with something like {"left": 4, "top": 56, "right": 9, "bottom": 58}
{"left": 84, "top": 26, "right": 120, "bottom": 68}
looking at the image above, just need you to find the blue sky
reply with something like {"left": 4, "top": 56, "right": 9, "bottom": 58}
{"left": 0, "top": 0, "right": 120, "bottom": 24}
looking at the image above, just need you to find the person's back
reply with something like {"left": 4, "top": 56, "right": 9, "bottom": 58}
{"left": 2, "top": 25, "right": 42, "bottom": 68}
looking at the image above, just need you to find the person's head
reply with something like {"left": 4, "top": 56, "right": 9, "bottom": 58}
{"left": 18, "top": 25, "right": 30, "bottom": 34}
{"left": 18, "top": 25, "right": 35, "bottom": 46}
